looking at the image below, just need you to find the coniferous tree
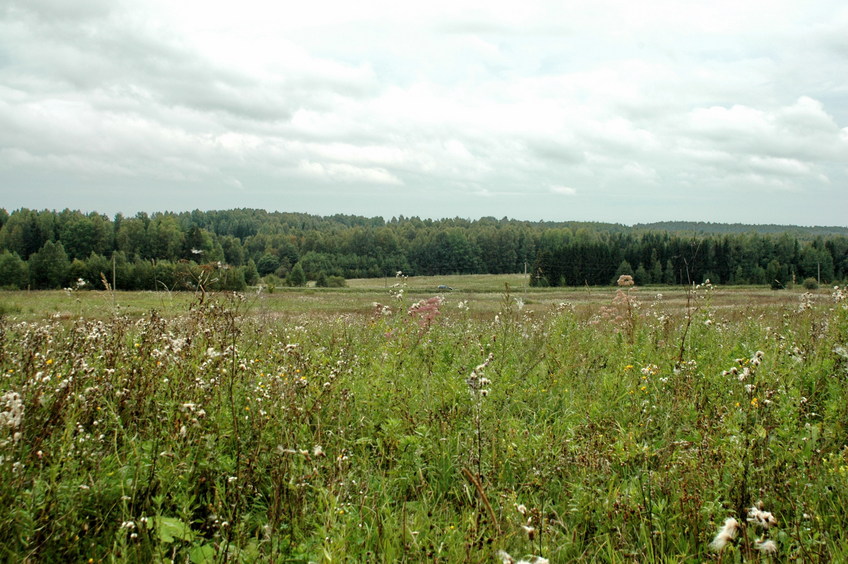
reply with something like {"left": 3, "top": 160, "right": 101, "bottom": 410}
{"left": 287, "top": 262, "right": 307, "bottom": 287}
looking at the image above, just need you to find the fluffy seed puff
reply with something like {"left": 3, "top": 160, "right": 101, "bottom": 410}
{"left": 747, "top": 503, "right": 777, "bottom": 529}
{"left": 755, "top": 538, "right": 778, "bottom": 554}
{"left": 710, "top": 517, "right": 740, "bottom": 551}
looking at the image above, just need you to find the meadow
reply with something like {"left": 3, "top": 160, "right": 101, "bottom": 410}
{"left": 1, "top": 275, "right": 847, "bottom": 562}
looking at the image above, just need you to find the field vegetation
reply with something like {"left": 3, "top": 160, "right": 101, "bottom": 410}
{"left": 1, "top": 276, "right": 847, "bottom": 562}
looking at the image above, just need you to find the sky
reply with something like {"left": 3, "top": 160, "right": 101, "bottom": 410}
{"left": 1, "top": 1, "right": 847, "bottom": 226}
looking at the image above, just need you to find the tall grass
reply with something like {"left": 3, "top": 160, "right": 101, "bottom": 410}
{"left": 0, "top": 283, "right": 846, "bottom": 561}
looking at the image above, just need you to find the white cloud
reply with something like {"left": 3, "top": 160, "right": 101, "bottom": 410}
{"left": 550, "top": 186, "right": 577, "bottom": 196}
{"left": 0, "top": 0, "right": 846, "bottom": 224}
{"left": 296, "top": 160, "right": 402, "bottom": 185}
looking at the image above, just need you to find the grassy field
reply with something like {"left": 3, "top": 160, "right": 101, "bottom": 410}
{"left": 0, "top": 273, "right": 820, "bottom": 321}
{"left": 1, "top": 277, "right": 847, "bottom": 562}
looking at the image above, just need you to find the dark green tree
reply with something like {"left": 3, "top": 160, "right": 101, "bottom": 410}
{"left": 286, "top": 262, "right": 307, "bottom": 287}
{"left": 634, "top": 264, "right": 650, "bottom": 286}
{"left": 0, "top": 251, "right": 28, "bottom": 289}
{"left": 243, "top": 259, "right": 259, "bottom": 286}
{"left": 28, "top": 241, "right": 70, "bottom": 289}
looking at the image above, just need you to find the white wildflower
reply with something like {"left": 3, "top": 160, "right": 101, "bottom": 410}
{"left": 497, "top": 550, "right": 549, "bottom": 564}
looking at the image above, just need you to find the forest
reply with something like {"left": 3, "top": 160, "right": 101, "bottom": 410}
{"left": 0, "top": 207, "right": 846, "bottom": 290}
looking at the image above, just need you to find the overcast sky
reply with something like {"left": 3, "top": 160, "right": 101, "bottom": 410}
{"left": 1, "top": 1, "right": 847, "bottom": 225}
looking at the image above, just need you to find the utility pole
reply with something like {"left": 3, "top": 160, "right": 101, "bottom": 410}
{"left": 524, "top": 261, "right": 528, "bottom": 296}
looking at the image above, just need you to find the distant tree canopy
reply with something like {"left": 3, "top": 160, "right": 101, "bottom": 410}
{"left": 0, "top": 208, "right": 846, "bottom": 290}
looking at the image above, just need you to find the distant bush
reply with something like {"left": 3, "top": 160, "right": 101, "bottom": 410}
{"left": 327, "top": 275, "right": 347, "bottom": 288}
{"left": 316, "top": 272, "right": 346, "bottom": 288}
{"left": 803, "top": 277, "right": 819, "bottom": 290}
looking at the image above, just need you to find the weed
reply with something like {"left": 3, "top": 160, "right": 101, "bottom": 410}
{"left": 0, "top": 285, "right": 845, "bottom": 560}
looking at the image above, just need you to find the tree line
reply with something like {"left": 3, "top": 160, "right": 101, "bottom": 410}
{"left": 0, "top": 208, "right": 846, "bottom": 290}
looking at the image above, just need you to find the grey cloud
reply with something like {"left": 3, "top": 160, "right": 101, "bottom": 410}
{"left": 525, "top": 138, "right": 585, "bottom": 165}
{"left": 5, "top": 0, "right": 118, "bottom": 23}
{"left": 1, "top": 1, "right": 847, "bottom": 226}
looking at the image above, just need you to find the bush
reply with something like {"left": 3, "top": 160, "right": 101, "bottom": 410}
{"left": 326, "top": 275, "right": 347, "bottom": 288}
{"left": 803, "top": 277, "right": 819, "bottom": 290}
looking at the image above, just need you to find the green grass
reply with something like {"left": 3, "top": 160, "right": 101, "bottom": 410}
{"left": 0, "top": 274, "right": 822, "bottom": 322}
{"left": 0, "top": 278, "right": 846, "bottom": 561}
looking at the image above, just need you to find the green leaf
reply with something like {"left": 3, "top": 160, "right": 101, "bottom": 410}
{"left": 189, "top": 543, "right": 217, "bottom": 563}
{"left": 153, "top": 516, "right": 195, "bottom": 543}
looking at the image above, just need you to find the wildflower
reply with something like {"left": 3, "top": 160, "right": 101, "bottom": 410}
{"left": 747, "top": 503, "right": 777, "bottom": 529}
{"left": 640, "top": 364, "right": 659, "bottom": 376}
{"left": 755, "top": 538, "right": 778, "bottom": 554}
{"left": 1, "top": 391, "right": 25, "bottom": 439}
{"left": 710, "top": 517, "right": 740, "bottom": 551}
{"left": 617, "top": 274, "right": 635, "bottom": 287}
{"left": 466, "top": 353, "right": 494, "bottom": 398}
{"left": 407, "top": 296, "right": 444, "bottom": 328}
{"left": 497, "top": 551, "right": 549, "bottom": 564}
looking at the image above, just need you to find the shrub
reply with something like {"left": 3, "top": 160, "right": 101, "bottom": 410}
{"left": 326, "top": 275, "right": 347, "bottom": 287}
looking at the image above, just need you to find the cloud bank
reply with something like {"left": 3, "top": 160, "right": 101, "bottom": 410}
{"left": 1, "top": 0, "right": 847, "bottom": 225}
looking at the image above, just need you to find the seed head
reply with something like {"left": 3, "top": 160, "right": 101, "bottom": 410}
{"left": 710, "top": 517, "right": 740, "bottom": 551}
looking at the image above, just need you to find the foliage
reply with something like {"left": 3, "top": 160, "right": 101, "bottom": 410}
{"left": 0, "top": 284, "right": 847, "bottom": 561}
{"left": 286, "top": 262, "right": 307, "bottom": 287}
{"left": 27, "top": 240, "right": 70, "bottom": 289}
{"left": 1, "top": 208, "right": 846, "bottom": 290}
{"left": 326, "top": 275, "right": 347, "bottom": 288}
{"left": 0, "top": 251, "right": 28, "bottom": 289}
